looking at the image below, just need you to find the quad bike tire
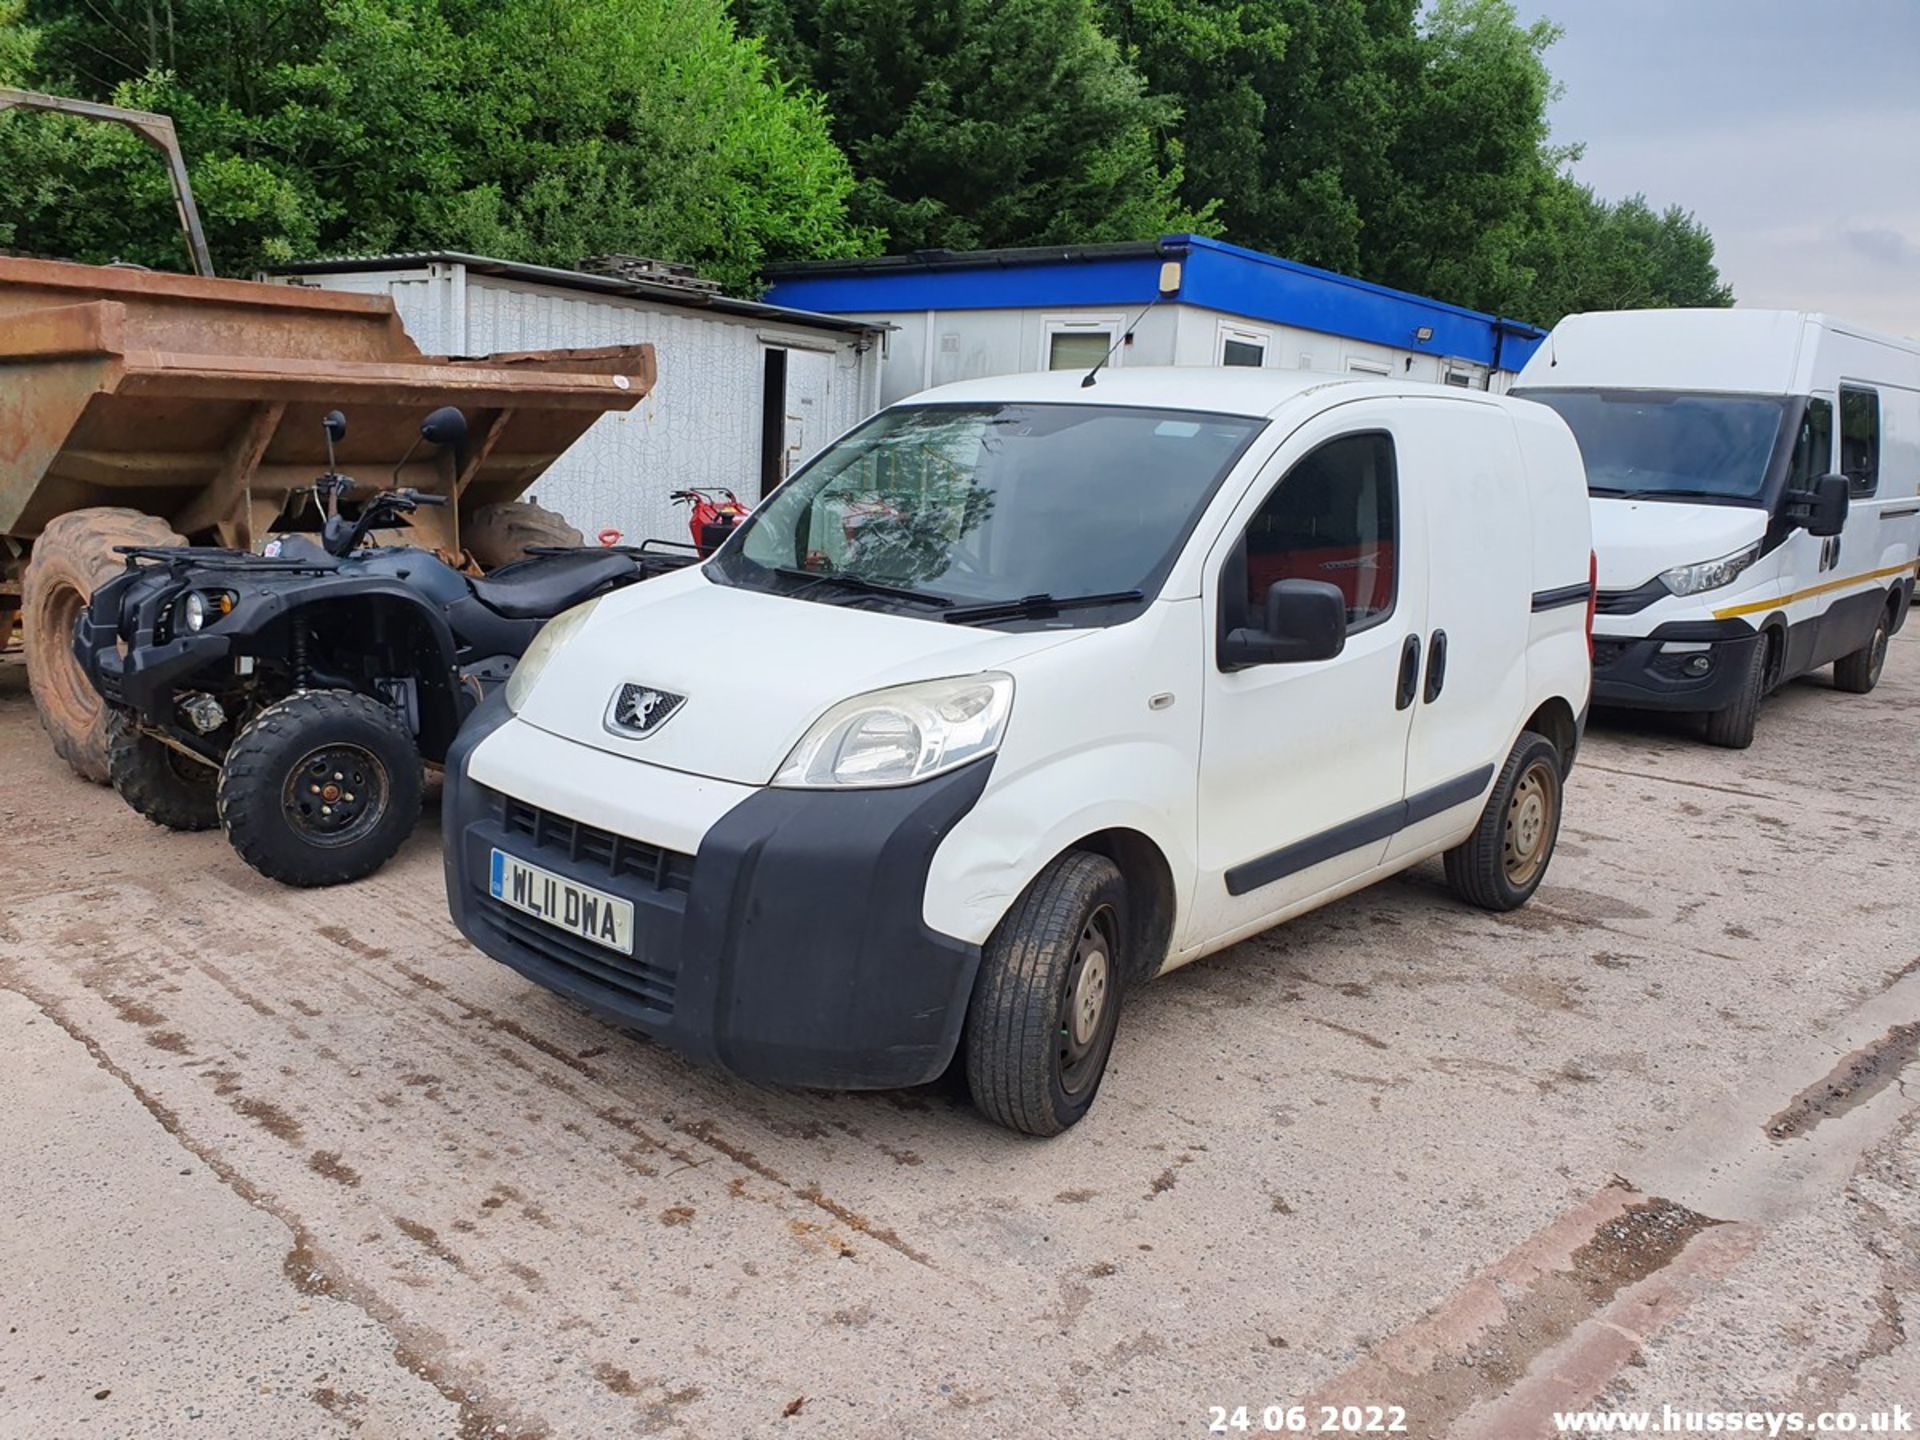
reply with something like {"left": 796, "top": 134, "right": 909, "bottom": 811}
{"left": 218, "top": 689, "right": 423, "bottom": 888}
{"left": 22, "top": 508, "right": 187, "bottom": 783}
{"left": 106, "top": 707, "right": 219, "bottom": 831}
{"left": 464, "top": 501, "right": 584, "bottom": 570}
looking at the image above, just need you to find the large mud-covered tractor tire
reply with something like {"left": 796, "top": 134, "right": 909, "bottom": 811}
{"left": 22, "top": 508, "right": 186, "bottom": 783}
{"left": 464, "top": 501, "right": 584, "bottom": 570}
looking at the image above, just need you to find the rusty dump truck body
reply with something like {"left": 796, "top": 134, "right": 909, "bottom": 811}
{"left": 0, "top": 254, "right": 656, "bottom": 781}
{"left": 0, "top": 255, "right": 653, "bottom": 554}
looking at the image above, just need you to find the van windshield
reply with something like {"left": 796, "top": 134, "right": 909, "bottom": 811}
{"left": 708, "top": 403, "right": 1266, "bottom": 621}
{"left": 1516, "top": 389, "right": 1790, "bottom": 503}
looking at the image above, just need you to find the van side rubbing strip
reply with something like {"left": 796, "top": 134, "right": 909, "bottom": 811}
{"left": 1224, "top": 762, "right": 1497, "bottom": 897}
{"left": 1531, "top": 583, "right": 1592, "bottom": 613}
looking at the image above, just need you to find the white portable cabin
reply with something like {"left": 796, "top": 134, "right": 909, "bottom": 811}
{"left": 764, "top": 236, "right": 1547, "bottom": 406}
{"left": 265, "top": 254, "right": 888, "bottom": 546}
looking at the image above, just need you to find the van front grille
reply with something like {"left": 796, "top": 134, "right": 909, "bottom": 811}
{"left": 495, "top": 793, "right": 695, "bottom": 893}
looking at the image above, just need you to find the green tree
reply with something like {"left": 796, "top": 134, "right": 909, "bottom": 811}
{"left": 737, "top": 0, "right": 1210, "bottom": 252}
{"left": 0, "top": 0, "right": 875, "bottom": 292}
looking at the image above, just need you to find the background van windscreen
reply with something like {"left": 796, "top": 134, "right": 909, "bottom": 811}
{"left": 1518, "top": 390, "right": 1788, "bottom": 502}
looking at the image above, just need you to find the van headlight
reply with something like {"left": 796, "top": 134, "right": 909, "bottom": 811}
{"left": 1659, "top": 543, "right": 1760, "bottom": 597}
{"left": 773, "top": 674, "right": 1013, "bottom": 788}
{"left": 504, "top": 597, "right": 601, "bottom": 712}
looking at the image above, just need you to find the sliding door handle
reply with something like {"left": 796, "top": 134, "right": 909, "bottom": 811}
{"left": 1395, "top": 634, "right": 1421, "bottom": 710}
{"left": 1424, "top": 629, "right": 1448, "bottom": 703}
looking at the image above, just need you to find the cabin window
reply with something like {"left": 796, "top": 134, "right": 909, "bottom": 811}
{"left": 1787, "top": 397, "right": 1834, "bottom": 488}
{"left": 1043, "top": 317, "right": 1123, "bottom": 373}
{"left": 1231, "top": 432, "right": 1399, "bottom": 635}
{"left": 1217, "top": 323, "right": 1270, "bottom": 368}
{"left": 1839, "top": 386, "right": 1879, "bottom": 497}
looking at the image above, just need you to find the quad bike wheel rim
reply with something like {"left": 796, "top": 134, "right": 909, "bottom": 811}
{"left": 1503, "top": 761, "right": 1556, "bottom": 889}
{"left": 283, "top": 744, "right": 389, "bottom": 848}
{"left": 1057, "top": 904, "right": 1117, "bottom": 1099}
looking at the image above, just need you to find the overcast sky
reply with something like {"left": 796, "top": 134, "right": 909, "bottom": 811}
{"left": 1511, "top": 0, "right": 1920, "bottom": 337}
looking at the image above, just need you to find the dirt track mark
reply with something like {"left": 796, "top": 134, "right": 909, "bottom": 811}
{"left": 234, "top": 1095, "right": 304, "bottom": 1145}
{"left": 308, "top": 1150, "right": 361, "bottom": 1187}
{"left": 1767, "top": 1022, "right": 1920, "bottom": 1140}
{"left": 317, "top": 924, "right": 391, "bottom": 960}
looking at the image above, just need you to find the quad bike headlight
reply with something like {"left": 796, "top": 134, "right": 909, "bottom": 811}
{"left": 504, "top": 597, "right": 602, "bottom": 712}
{"left": 182, "top": 592, "right": 207, "bottom": 632}
{"left": 773, "top": 674, "right": 1013, "bottom": 789}
{"left": 180, "top": 590, "right": 236, "bottom": 633}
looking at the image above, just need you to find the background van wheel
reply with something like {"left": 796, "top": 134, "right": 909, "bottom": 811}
{"left": 1444, "top": 731, "right": 1564, "bottom": 913}
{"left": 1833, "top": 606, "right": 1891, "bottom": 694}
{"left": 964, "top": 851, "right": 1127, "bottom": 1137}
{"left": 107, "top": 708, "right": 219, "bottom": 831}
{"left": 1702, "top": 636, "right": 1767, "bottom": 750}
{"left": 464, "top": 501, "right": 584, "bottom": 570}
{"left": 218, "top": 690, "right": 422, "bottom": 887}
{"left": 22, "top": 508, "right": 186, "bottom": 782}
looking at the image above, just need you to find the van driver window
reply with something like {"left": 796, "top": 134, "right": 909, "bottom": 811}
{"left": 1237, "top": 432, "right": 1398, "bottom": 633}
{"left": 1839, "top": 386, "right": 1880, "bottom": 497}
{"left": 1788, "top": 397, "right": 1834, "bottom": 488}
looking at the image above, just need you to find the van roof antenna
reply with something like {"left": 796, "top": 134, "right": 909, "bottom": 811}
{"left": 1081, "top": 255, "right": 1185, "bottom": 387}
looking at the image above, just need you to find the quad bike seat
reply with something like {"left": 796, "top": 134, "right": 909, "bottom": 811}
{"left": 469, "top": 549, "right": 637, "bottom": 620}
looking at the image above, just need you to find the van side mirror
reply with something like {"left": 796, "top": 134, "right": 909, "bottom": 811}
{"left": 1787, "top": 472, "right": 1849, "bottom": 538}
{"left": 1220, "top": 579, "right": 1348, "bottom": 669}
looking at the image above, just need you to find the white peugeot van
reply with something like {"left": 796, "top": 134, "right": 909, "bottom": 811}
{"left": 1515, "top": 310, "right": 1920, "bottom": 748}
{"left": 441, "top": 369, "right": 1593, "bottom": 1134}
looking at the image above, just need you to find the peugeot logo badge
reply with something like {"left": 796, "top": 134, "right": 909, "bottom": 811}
{"left": 605, "top": 682, "right": 686, "bottom": 738}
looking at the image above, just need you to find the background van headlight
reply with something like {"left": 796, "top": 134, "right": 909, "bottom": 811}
{"left": 504, "top": 597, "right": 601, "bottom": 712}
{"left": 774, "top": 674, "right": 1013, "bottom": 788}
{"left": 1659, "top": 542, "right": 1759, "bottom": 597}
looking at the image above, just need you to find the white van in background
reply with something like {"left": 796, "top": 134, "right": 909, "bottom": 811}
{"left": 1515, "top": 309, "right": 1920, "bottom": 747}
{"left": 440, "top": 369, "right": 1592, "bottom": 1134}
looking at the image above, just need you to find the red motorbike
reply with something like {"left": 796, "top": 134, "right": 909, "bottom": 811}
{"left": 597, "top": 488, "right": 751, "bottom": 558}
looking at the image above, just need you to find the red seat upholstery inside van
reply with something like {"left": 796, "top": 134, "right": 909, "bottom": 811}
{"left": 1247, "top": 542, "right": 1394, "bottom": 618}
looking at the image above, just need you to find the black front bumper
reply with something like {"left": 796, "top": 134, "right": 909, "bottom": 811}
{"left": 1590, "top": 619, "right": 1760, "bottom": 713}
{"left": 442, "top": 695, "right": 989, "bottom": 1091}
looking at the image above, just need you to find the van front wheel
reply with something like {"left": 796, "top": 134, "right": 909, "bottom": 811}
{"left": 964, "top": 852, "right": 1127, "bottom": 1137}
{"left": 1444, "top": 731, "right": 1564, "bottom": 912}
{"left": 1702, "top": 636, "right": 1767, "bottom": 749}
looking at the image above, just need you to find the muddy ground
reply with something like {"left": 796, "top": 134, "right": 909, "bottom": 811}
{"left": 2, "top": 638, "right": 1917, "bottom": 1439}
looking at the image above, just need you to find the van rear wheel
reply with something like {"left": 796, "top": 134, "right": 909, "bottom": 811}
{"left": 963, "top": 852, "right": 1127, "bottom": 1137}
{"left": 1444, "top": 731, "right": 1564, "bottom": 912}
{"left": 1833, "top": 607, "right": 1891, "bottom": 694}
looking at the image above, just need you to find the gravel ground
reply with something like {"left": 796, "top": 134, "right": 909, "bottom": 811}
{"left": 1, "top": 635, "right": 1916, "bottom": 1439}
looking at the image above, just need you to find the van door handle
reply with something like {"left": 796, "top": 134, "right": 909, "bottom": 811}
{"left": 1395, "top": 634, "right": 1421, "bottom": 710}
{"left": 1424, "top": 629, "right": 1448, "bottom": 703}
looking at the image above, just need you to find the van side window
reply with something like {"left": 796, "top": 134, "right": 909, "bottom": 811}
{"left": 1226, "top": 432, "right": 1398, "bottom": 636}
{"left": 1839, "top": 386, "right": 1880, "bottom": 497}
{"left": 1788, "top": 397, "right": 1833, "bottom": 488}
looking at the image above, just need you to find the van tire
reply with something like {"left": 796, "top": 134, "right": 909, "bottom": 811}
{"left": 1444, "top": 731, "right": 1564, "bottom": 912}
{"left": 1833, "top": 606, "right": 1890, "bottom": 694}
{"left": 22, "top": 507, "right": 187, "bottom": 782}
{"left": 218, "top": 690, "right": 422, "bottom": 887}
{"left": 1702, "top": 637, "right": 1767, "bottom": 749}
{"left": 107, "top": 707, "right": 219, "bottom": 831}
{"left": 964, "top": 851, "right": 1128, "bottom": 1137}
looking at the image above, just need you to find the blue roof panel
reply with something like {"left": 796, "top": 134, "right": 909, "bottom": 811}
{"left": 765, "top": 234, "right": 1545, "bottom": 371}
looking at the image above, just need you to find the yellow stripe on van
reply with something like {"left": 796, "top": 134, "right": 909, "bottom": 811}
{"left": 1712, "top": 560, "right": 1920, "bottom": 620}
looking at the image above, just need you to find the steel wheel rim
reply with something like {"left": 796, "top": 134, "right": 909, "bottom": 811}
{"left": 1870, "top": 626, "right": 1888, "bottom": 685}
{"left": 282, "top": 744, "right": 389, "bottom": 848}
{"left": 1057, "top": 904, "right": 1117, "bottom": 1099}
{"left": 1503, "top": 761, "right": 1556, "bottom": 888}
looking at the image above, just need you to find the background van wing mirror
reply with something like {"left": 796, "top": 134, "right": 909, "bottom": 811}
{"left": 1220, "top": 579, "right": 1348, "bottom": 669}
{"left": 1787, "top": 472, "right": 1849, "bottom": 538}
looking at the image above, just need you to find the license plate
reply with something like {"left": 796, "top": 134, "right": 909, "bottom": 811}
{"left": 489, "top": 849, "right": 634, "bottom": 956}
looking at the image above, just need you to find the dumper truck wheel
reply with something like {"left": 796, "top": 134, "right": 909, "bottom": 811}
{"left": 465, "top": 501, "right": 585, "bottom": 570}
{"left": 964, "top": 851, "right": 1128, "bottom": 1137}
{"left": 1444, "top": 731, "right": 1564, "bottom": 912}
{"left": 218, "top": 690, "right": 423, "bottom": 887}
{"left": 22, "top": 508, "right": 187, "bottom": 783}
{"left": 107, "top": 707, "right": 219, "bottom": 831}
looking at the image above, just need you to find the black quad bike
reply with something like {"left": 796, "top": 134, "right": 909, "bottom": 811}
{"left": 75, "top": 407, "right": 692, "bottom": 887}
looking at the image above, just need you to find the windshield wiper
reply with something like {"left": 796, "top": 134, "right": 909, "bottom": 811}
{"left": 770, "top": 565, "right": 951, "bottom": 609}
{"left": 1590, "top": 486, "right": 1734, "bottom": 502}
{"left": 942, "top": 589, "right": 1145, "bottom": 626}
